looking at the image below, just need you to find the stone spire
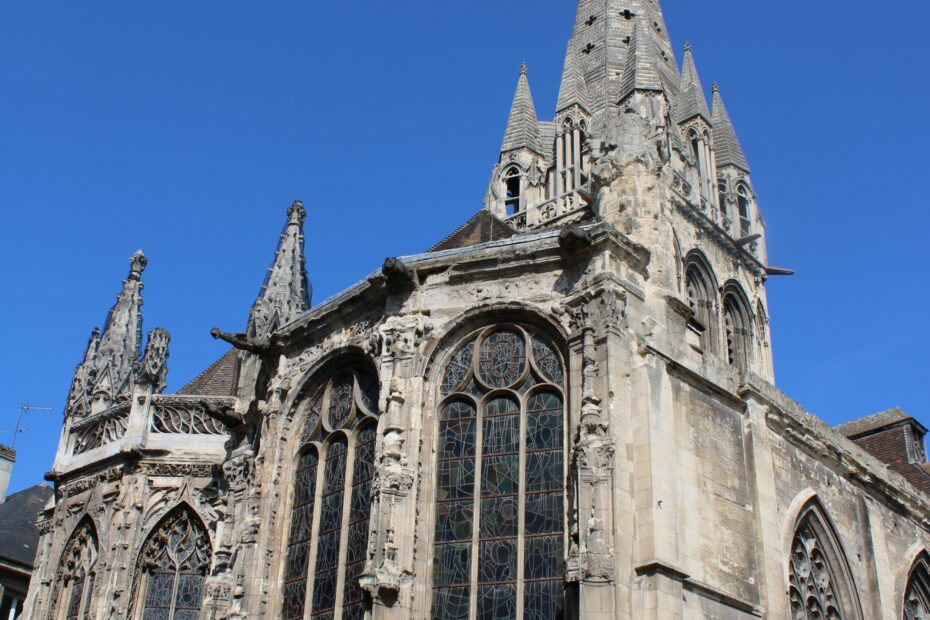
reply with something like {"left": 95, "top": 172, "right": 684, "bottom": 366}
{"left": 500, "top": 64, "right": 543, "bottom": 155}
{"left": 617, "top": 13, "right": 665, "bottom": 102}
{"left": 711, "top": 83, "right": 750, "bottom": 172}
{"left": 557, "top": 39, "right": 590, "bottom": 114}
{"left": 64, "top": 251, "right": 170, "bottom": 417}
{"left": 676, "top": 43, "right": 710, "bottom": 123}
{"left": 248, "top": 200, "right": 312, "bottom": 337}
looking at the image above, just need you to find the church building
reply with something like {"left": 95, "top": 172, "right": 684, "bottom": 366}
{"left": 25, "top": 1, "right": 930, "bottom": 618}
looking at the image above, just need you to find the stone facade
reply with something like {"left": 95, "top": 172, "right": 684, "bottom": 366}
{"left": 25, "top": 1, "right": 930, "bottom": 619}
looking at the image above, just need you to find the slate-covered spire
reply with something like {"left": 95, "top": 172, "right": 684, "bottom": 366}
{"left": 557, "top": 39, "right": 590, "bottom": 114}
{"left": 676, "top": 43, "right": 711, "bottom": 123}
{"left": 711, "top": 83, "right": 750, "bottom": 172}
{"left": 248, "top": 200, "right": 312, "bottom": 337}
{"left": 617, "top": 13, "right": 664, "bottom": 102}
{"left": 500, "top": 64, "right": 543, "bottom": 155}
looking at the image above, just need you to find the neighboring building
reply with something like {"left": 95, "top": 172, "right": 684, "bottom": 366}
{"left": 0, "top": 446, "right": 54, "bottom": 619}
{"left": 23, "top": 1, "right": 930, "bottom": 619}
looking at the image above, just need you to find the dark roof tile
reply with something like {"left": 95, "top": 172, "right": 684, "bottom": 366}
{"left": 0, "top": 484, "right": 53, "bottom": 568}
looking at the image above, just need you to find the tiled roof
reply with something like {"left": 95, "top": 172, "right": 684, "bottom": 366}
{"left": 429, "top": 211, "right": 518, "bottom": 253}
{"left": 836, "top": 408, "right": 924, "bottom": 438}
{"left": 0, "top": 484, "right": 53, "bottom": 569}
{"left": 178, "top": 349, "right": 240, "bottom": 397}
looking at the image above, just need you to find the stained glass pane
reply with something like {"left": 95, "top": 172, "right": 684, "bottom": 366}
{"left": 175, "top": 573, "right": 205, "bottom": 610}
{"left": 477, "top": 330, "right": 526, "bottom": 388}
{"left": 340, "top": 426, "right": 376, "bottom": 617}
{"left": 523, "top": 580, "right": 565, "bottom": 620}
{"left": 328, "top": 374, "right": 354, "bottom": 430}
{"left": 438, "top": 418, "right": 477, "bottom": 460}
{"left": 524, "top": 493, "right": 562, "bottom": 535}
{"left": 301, "top": 394, "right": 324, "bottom": 444}
{"left": 525, "top": 451, "right": 563, "bottom": 493}
{"left": 441, "top": 400, "right": 476, "bottom": 421}
{"left": 143, "top": 572, "right": 174, "bottom": 610}
{"left": 311, "top": 438, "right": 347, "bottom": 617}
{"left": 432, "top": 587, "right": 470, "bottom": 620}
{"left": 434, "top": 542, "right": 472, "bottom": 586}
{"left": 437, "top": 459, "right": 476, "bottom": 501}
{"left": 477, "top": 584, "right": 517, "bottom": 620}
{"left": 356, "top": 370, "right": 379, "bottom": 415}
{"left": 142, "top": 609, "right": 170, "bottom": 620}
{"left": 66, "top": 574, "right": 84, "bottom": 620}
{"left": 531, "top": 337, "right": 563, "bottom": 385}
{"left": 477, "top": 539, "right": 517, "bottom": 583}
{"left": 524, "top": 536, "right": 563, "bottom": 580}
{"left": 442, "top": 341, "right": 475, "bottom": 395}
{"left": 283, "top": 449, "right": 318, "bottom": 620}
{"left": 435, "top": 499, "right": 474, "bottom": 543}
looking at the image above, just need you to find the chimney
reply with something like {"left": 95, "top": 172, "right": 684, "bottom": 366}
{"left": 0, "top": 444, "right": 14, "bottom": 503}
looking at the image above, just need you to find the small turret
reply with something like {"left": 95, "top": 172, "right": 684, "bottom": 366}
{"left": 557, "top": 39, "right": 590, "bottom": 116}
{"left": 247, "top": 200, "right": 312, "bottom": 338}
{"left": 500, "top": 64, "right": 544, "bottom": 156}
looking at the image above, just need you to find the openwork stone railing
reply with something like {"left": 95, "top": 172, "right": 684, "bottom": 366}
{"left": 71, "top": 402, "right": 131, "bottom": 455}
{"left": 150, "top": 396, "right": 234, "bottom": 436}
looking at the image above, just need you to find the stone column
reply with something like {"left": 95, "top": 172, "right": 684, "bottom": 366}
{"left": 573, "top": 127, "right": 582, "bottom": 192}
{"left": 556, "top": 133, "right": 565, "bottom": 198}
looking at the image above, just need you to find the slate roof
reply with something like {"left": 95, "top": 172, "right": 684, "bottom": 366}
{"left": 0, "top": 483, "right": 53, "bottom": 569}
{"left": 676, "top": 44, "right": 710, "bottom": 123}
{"left": 178, "top": 348, "right": 241, "bottom": 397}
{"left": 501, "top": 65, "right": 543, "bottom": 155}
{"left": 618, "top": 15, "right": 665, "bottom": 102}
{"left": 557, "top": 38, "right": 590, "bottom": 113}
{"left": 429, "top": 211, "right": 518, "bottom": 253}
{"left": 711, "top": 84, "right": 751, "bottom": 172}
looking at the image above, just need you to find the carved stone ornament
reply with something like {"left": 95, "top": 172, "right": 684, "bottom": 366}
{"left": 223, "top": 449, "right": 254, "bottom": 494}
{"left": 150, "top": 396, "right": 233, "bottom": 436}
{"left": 136, "top": 327, "right": 171, "bottom": 391}
{"left": 372, "top": 428, "right": 415, "bottom": 496}
{"left": 71, "top": 403, "right": 131, "bottom": 455}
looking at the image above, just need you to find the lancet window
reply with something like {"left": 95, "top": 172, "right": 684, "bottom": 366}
{"left": 685, "top": 260, "right": 717, "bottom": 353}
{"left": 737, "top": 185, "right": 752, "bottom": 237}
{"left": 788, "top": 501, "right": 862, "bottom": 620}
{"left": 504, "top": 167, "right": 522, "bottom": 216}
{"left": 55, "top": 519, "right": 98, "bottom": 620}
{"left": 282, "top": 366, "right": 379, "bottom": 620}
{"left": 134, "top": 506, "right": 211, "bottom": 620}
{"left": 432, "top": 325, "right": 567, "bottom": 620}
{"left": 905, "top": 554, "right": 930, "bottom": 620}
{"left": 558, "top": 118, "right": 585, "bottom": 196}
{"left": 722, "top": 289, "right": 752, "bottom": 373}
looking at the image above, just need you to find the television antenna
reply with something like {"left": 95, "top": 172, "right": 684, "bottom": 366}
{"left": 5, "top": 404, "right": 53, "bottom": 448}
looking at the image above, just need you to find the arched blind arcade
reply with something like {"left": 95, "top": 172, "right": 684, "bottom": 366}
{"left": 433, "top": 326, "right": 566, "bottom": 620}
{"left": 282, "top": 367, "right": 379, "bottom": 620}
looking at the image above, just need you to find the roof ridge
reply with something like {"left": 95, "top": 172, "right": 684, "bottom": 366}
{"left": 427, "top": 210, "right": 484, "bottom": 252}
{"left": 178, "top": 348, "right": 238, "bottom": 395}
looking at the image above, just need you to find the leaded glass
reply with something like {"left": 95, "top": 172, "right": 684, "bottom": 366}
{"left": 312, "top": 438, "right": 348, "bottom": 618}
{"left": 301, "top": 395, "right": 323, "bottom": 444}
{"left": 328, "top": 373, "right": 355, "bottom": 430}
{"left": 341, "top": 426, "right": 376, "bottom": 618}
{"left": 433, "top": 326, "right": 566, "bottom": 619}
{"left": 477, "top": 330, "right": 526, "bottom": 388}
{"left": 788, "top": 508, "right": 850, "bottom": 620}
{"left": 442, "top": 340, "right": 475, "bottom": 395}
{"left": 283, "top": 449, "right": 319, "bottom": 620}
{"left": 532, "top": 337, "right": 563, "bottom": 385}
{"left": 66, "top": 572, "right": 84, "bottom": 620}
{"left": 138, "top": 507, "right": 211, "bottom": 620}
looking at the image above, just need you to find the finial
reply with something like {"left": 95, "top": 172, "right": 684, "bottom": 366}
{"left": 712, "top": 82, "right": 719, "bottom": 93}
{"left": 287, "top": 199, "right": 306, "bottom": 225}
{"left": 520, "top": 62, "right": 528, "bottom": 76}
{"left": 683, "top": 41, "right": 692, "bottom": 53}
{"left": 129, "top": 250, "right": 147, "bottom": 281}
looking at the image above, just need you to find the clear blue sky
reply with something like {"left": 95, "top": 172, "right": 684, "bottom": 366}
{"left": 1, "top": 0, "right": 928, "bottom": 494}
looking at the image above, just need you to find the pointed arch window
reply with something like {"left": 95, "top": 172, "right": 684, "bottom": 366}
{"left": 788, "top": 500, "right": 862, "bottom": 619}
{"left": 736, "top": 185, "right": 752, "bottom": 238}
{"left": 281, "top": 366, "right": 380, "bottom": 620}
{"left": 685, "top": 259, "right": 717, "bottom": 353}
{"left": 722, "top": 289, "right": 752, "bottom": 373}
{"left": 432, "top": 325, "right": 567, "bottom": 620}
{"left": 905, "top": 554, "right": 930, "bottom": 620}
{"left": 504, "top": 167, "right": 522, "bottom": 216}
{"left": 559, "top": 118, "right": 584, "bottom": 195}
{"left": 133, "top": 506, "right": 211, "bottom": 620}
{"left": 55, "top": 519, "right": 98, "bottom": 620}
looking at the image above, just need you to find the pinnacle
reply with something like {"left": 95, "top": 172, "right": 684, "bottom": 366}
{"left": 557, "top": 39, "right": 590, "bottom": 114}
{"left": 129, "top": 250, "right": 147, "bottom": 281}
{"left": 676, "top": 42, "right": 710, "bottom": 123}
{"left": 500, "top": 64, "right": 543, "bottom": 155}
{"left": 711, "top": 84, "right": 750, "bottom": 172}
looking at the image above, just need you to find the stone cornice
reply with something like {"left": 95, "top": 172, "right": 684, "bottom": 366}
{"left": 741, "top": 375, "right": 930, "bottom": 528}
{"left": 671, "top": 194, "right": 765, "bottom": 277}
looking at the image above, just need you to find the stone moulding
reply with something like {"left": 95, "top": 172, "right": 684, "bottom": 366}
{"left": 71, "top": 402, "right": 132, "bottom": 455}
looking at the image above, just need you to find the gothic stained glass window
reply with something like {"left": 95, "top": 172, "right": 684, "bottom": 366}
{"left": 433, "top": 326, "right": 566, "bottom": 620}
{"left": 137, "top": 507, "right": 211, "bottom": 620}
{"left": 281, "top": 366, "right": 380, "bottom": 620}
{"left": 905, "top": 554, "right": 930, "bottom": 620}
{"left": 788, "top": 502, "right": 861, "bottom": 620}
{"left": 56, "top": 519, "right": 98, "bottom": 620}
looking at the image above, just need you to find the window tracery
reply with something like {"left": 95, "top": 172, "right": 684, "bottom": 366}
{"left": 56, "top": 519, "right": 98, "bottom": 620}
{"left": 788, "top": 502, "right": 861, "bottom": 620}
{"left": 282, "top": 366, "right": 380, "bottom": 620}
{"left": 433, "top": 325, "right": 566, "bottom": 620}
{"left": 685, "top": 260, "right": 717, "bottom": 353}
{"left": 135, "top": 506, "right": 211, "bottom": 620}
{"left": 905, "top": 554, "right": 930, "bottom": 620}
{"left": 504, "top": 167, "right": 522, "bottom": 216}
